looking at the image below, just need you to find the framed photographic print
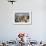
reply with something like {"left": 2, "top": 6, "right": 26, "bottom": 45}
{"left": 13, "top": 10, "right": 32, "bottom": 25}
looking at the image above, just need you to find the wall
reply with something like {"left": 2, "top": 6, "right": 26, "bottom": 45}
{"left": 0, "top": 0, "right": 46, "bottom": 41}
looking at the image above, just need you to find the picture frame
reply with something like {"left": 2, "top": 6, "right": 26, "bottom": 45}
{"left": 13, "top": 10, "right": 32, "bottom": 25}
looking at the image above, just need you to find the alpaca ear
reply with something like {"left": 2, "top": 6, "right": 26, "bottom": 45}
{"left": 18, "top": 34, "right": 20, "bottom": 38}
